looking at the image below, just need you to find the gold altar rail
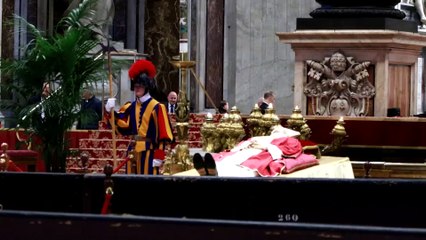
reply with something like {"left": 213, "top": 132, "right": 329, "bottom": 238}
{"left": 352, "top": 161, "right": 426, "bottom": 179}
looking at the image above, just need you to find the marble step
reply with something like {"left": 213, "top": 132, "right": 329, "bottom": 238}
{"left": 66, "top": 157, "right": 127, "bottom": 173}
{"left": 77, "top": 138, "right": 131, "bottom": 149}
{"left": 83, "top": 132, "right": 132, "bottom": 140}
{"left": 69, "top": 147, "right": 128, "bottom": 159}
{"left": 77, "top": 137, "right": 202, "bottom": 149}
{"left": 67, "top": 167, "right": 126, "bottom": 174}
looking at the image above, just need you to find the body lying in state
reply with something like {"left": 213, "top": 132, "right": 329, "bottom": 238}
{"left": 194, "top": 125, "right": 319, "bottom": 177}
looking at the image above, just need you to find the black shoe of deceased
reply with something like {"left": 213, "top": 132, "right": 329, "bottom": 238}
{"left": 204, "top": 153, "right": 218, "bottom": 176}
{"left": 193, "top": 153, "right": 207, "bottom": 176}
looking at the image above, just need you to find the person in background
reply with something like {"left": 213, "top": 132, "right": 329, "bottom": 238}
{"left": 257, "top": 97, "right": 264, "bottom": 107}
{"left": 77, "top": 86, "right": 103, "bottom": 130}
{"left": 259, "top": 91, "right": 275, "bottom": 114}
{"left": 27, "top": 82, "right": 52, "bottom": 123}
{"left": 104, "top": 59, "right": 174, "bottom": 175}
{"left": 28, "top": 82, "right": 51, "bottom": 105}
{"left": 218, "top": 100, "right": 229, "bottom": 114}
{"left": 165, "top": 91, "right": 178, "bottom": 114}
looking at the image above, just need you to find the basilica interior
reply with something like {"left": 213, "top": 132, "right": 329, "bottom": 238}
{"left": 1, "top": 0, "right": 426, "bottom": 239}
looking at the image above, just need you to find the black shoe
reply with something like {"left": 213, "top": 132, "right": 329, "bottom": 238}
{"left": 193, "top": 153, "right": 207, "bottom": 176}
{"left": 204, "top": 153, "right": 217, "bottom": 176}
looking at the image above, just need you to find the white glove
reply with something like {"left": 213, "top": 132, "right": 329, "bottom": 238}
{"left": 152, "top": 159, "right": 163, "bottom": 167}
{"left": 105, "top": 98, "right": 116, "bottom": 113}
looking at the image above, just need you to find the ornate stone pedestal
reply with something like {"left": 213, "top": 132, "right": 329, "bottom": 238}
{"left": 277, "top": 30, "right": 426, "bottom": 117}
{"left": 277, "top": 0, "right": 426, "bottom": 117}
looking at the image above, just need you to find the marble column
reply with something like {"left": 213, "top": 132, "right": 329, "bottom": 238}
{"left": 123, "top": 0, "right": 136, "bottom": 49}
{"left": 188, "top": 0, "right": 196, "bottom": 111}
{"left": 205, "top": 0, "right": 224, "bottom": 109}
{"left": 1, "top": 0, "right": 14, "bottom": 100}
{"left": 421, "top": 49, "right": 426, "bottom": 114}
{"left": 37, "top": 0, "right": 47, "bottom": 33}
{"left": 145, "top": 0, "right": 180, "bottom": 102}
{"left": 194, "top": 0, "right": 207, "bottom": 112}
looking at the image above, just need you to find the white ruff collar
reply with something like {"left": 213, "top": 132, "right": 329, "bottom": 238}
{"left": 139, "top": 93, "right": 151, "bottom": 103}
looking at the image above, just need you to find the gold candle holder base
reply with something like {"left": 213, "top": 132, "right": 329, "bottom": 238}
{"left": 164, "top": 59, "right": 196, "bottom": 174}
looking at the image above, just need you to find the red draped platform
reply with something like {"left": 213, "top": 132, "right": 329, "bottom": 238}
{"left": 0, "top": 114, "right": 425, "bottom": 173}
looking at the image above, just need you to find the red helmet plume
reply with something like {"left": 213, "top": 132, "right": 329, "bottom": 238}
{"left": 128, "top": 59, "right": 157, "bottom": 91}
{"left": 128, "top": 59, "right": 156, "bottom": 79}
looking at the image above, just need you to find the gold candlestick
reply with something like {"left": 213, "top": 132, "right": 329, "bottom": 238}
{"left": 260, "top": 104, "right": 280, "bottom": 136}
{"left": 247, "top": 104, "right": 263, "bottom": 137}
{"left": 167, "top": 59, "right": 196, "bottom": 173}
{"left": 200, "top": 112, "right": 216, "bottom": 152}
{"left": 287, "top": 105, "right": 305, "bottom": 132}
{"left": 227, "top": 106, "right": 245, "bottom": 149}
{"left": 322, "top": 117, "right": 348, "bottom": 155}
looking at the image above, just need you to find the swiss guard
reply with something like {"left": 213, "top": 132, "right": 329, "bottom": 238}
{"left": 105, "top": 59, "right": 174, "bottom": 175}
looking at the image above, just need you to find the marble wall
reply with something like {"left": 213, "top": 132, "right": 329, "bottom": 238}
{"left": 222, "top": 0, "right": 319, "bottom": 114}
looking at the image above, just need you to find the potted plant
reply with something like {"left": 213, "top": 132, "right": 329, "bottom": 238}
{"left": 1, "top": 0, "right": 107, "bottom": 172}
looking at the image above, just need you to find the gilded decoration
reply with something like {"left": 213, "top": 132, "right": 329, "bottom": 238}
{"left": 304, "top": 52, "right": 375, "bottom": 116}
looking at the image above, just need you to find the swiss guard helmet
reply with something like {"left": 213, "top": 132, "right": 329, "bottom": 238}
{"left": 128, "top": 59, "right": 157, "bottom": 92}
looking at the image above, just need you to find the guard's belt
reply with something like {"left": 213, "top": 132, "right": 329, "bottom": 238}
{"left": 133, "top": 136, "right": 152, "bottom": 142}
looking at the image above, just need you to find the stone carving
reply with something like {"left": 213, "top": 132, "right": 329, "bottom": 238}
{"left": 66, "top": 0, "right": 115, "bottom": 39}
{"left": 304, "top": 52, "right": 375, "bottom": 117}
{"left": 415, "top": 0, "right": 426, "bottom": 26}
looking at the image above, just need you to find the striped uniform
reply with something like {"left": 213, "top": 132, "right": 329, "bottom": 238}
{"left": 107, "top": 97, "right": 173, "bottom": 174}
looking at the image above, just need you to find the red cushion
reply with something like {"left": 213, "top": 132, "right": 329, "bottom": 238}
{"left": 299, "top": 139, "right": 317, "bottom": 147}
{"left": 6, "top": 150, "right": 38, "bottom": 158}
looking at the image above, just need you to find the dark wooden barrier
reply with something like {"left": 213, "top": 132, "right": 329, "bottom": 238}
{"left": 2, "top": 210, "right": 426, "bottom": 240}
{"left": 2, "top": 172, "right": 426, "bottom": 229}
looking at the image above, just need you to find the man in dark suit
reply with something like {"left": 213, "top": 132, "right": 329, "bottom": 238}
{"left": 77, "top": 87, "right": 103, "bottom": 130}
{"left": 165, "top": 91, "right": 178, "bottom": 114}
{"left": 259, "top": 91, "right": 275, "bottom": 114}
{"left": 27, "top": 82, "right": 52, "bottom": 124}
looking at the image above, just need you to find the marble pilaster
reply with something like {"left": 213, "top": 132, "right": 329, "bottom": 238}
{"left": 205, "top": 0, "right": 224, "bottom": 109}
{"left": 145, "top": 0, "right": 180, "bottom": 102}
{"left": 195, "top": 0, "right": 207, "bottom": 112}
{"left": 124, "top": 0, "right": 136, "bottom": 49}
{"left": 189, "top": 0, "right": 199, "bottom": 111}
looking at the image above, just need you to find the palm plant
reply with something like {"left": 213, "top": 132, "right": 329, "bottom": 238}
{"left": 1, "top": 0, "right": 107, "bottom": 172}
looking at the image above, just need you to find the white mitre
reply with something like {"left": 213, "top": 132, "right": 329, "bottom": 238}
{"left": 270, "top": 125, "right": 300, "bottom": 138}
{"left": 231, "top": 125, "right": 300, "bottom": 153}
